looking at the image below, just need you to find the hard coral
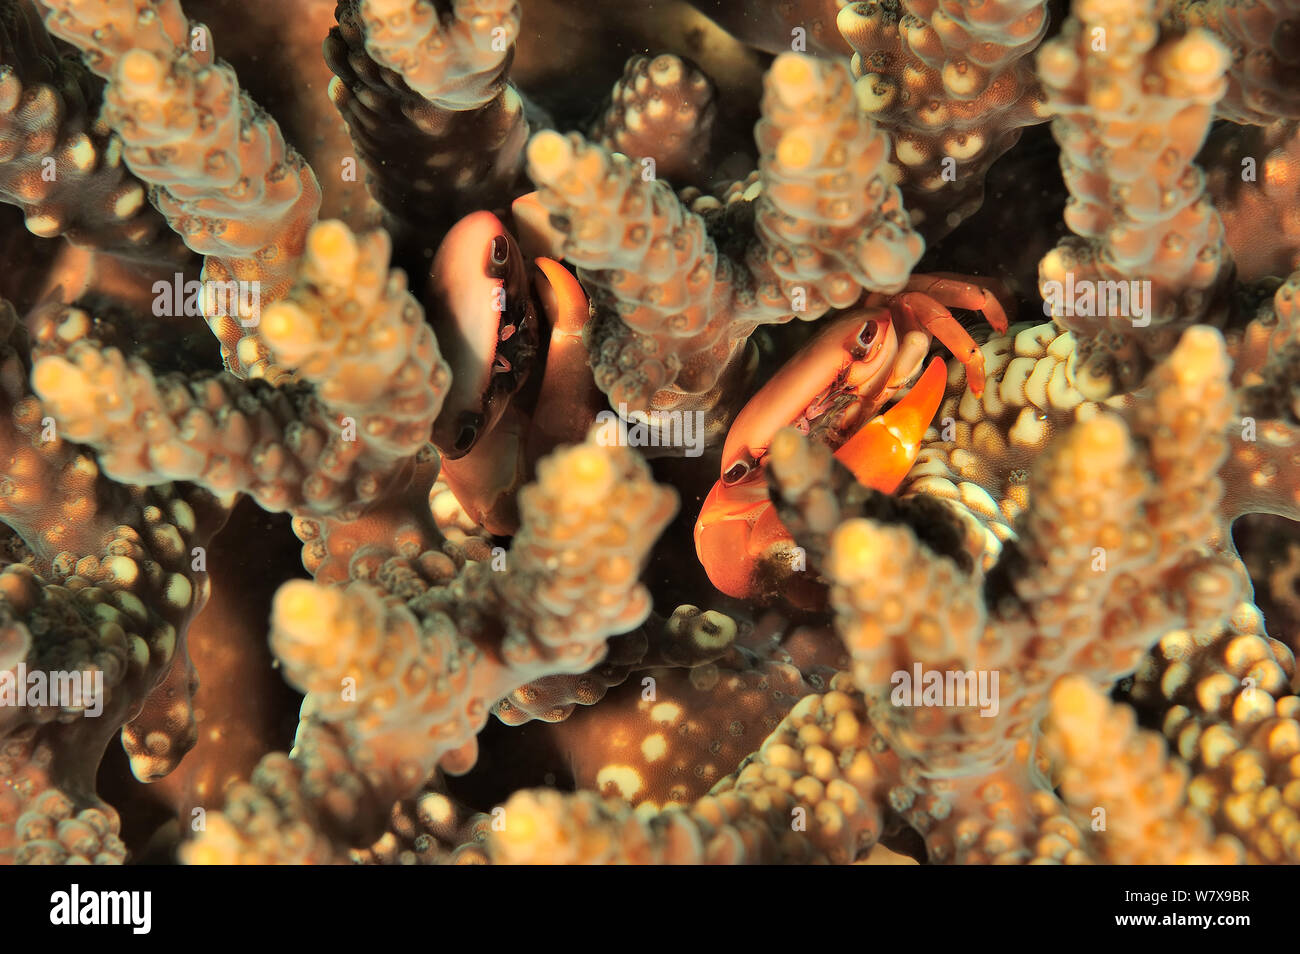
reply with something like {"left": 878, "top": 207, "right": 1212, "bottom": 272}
{"left": 524, "top": 52, "right": 921, "bottom": 413}
{"left": 0, "top": 0, "right": 1299, "bottom": 870}
{"left": 1038, "top": 0, "right": 1232, "bottom": 396}
{"left": 838, "top": 0, "right": 1050, "bottom": 236}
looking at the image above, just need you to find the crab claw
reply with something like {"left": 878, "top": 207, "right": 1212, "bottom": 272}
{"left": 439, "top": 404, "right": 528, "bottom": 536}
{"left": 834, "top": 356, "right": 946, "bottom": 493}
{"left": 527, "top": 257, "right": 601, "bottom": 460}
{"left": 428, "top": 211, "right": 537, "bottom": 459}
{"left": 694, "top": 476, "right": 793, "bottom": 599}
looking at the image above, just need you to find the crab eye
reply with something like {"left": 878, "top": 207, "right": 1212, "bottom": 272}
{"left": 857, "top": 320, "right": 880, "bottom": 348}
{"left": 723, "top": 461, "right": 751, "bottom": 485}
{"left": 454, "top": 411, "right": 484, "bottom": 452}
{"left": 489, "top": 235, "right": 510, "bottom": 266}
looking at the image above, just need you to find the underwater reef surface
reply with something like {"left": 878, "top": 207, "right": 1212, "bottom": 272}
{"left": 0, "top": 0, "right": 1299, "bottom": 865}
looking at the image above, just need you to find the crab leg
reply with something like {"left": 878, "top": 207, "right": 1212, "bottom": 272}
{"left": 892, "top": 292, "right": 991, "bottom": 397}
{"left": 915, "top": 276, "right": 1011, "bottom": 335}
{"left": 834, "top": 356, "right": 947, "bottom": 493}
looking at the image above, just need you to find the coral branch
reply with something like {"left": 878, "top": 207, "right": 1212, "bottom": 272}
{"left": 749, "top": 53, "right": 923, "bottom": 306}
{"left": 837, "top": 0, "right": 1050, "bottom": 236}
{"left": 40, "top": 0, "right": 322, "bottom": 379}
{"left": 0, "top": 2, "right": 184, "bottom": 261}
{"left": 590, "top": 54, "right": 716, "bottom": 188}
{"left": 359, "top": 0, "right": 518, "bottom": 110}
{"left": 1044, "top": 674, "right": 1242, "bottom": 863}
{"left": 1037, "top": 0, "right": 1232, "bottom": 395}
{"left": 182, "top": 431, "right": 675, "bottom": 863}
{"left": 30, "top": 220, "right": 447, "bottom": 517}
{"left": 325, "top": 0, "right": 527, "bottom": 242}
{"left": 1164, "top": 0, "right": 1300, "bottom": 124}
{"left": 525, "top": 53, "right": 922, "bottom": 412}
{"left": 1130, "top": 602, "right": 1300, "bottom": 862}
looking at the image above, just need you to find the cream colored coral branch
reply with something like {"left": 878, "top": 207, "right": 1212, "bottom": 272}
{"left": 524, "top": 53, "right": 922, "bottom": 413}
{"left": 359, "top": 0, "right": 519, "bottom": 110}
{"left": 40, "top": 0, "right": 321, "bottom": 380}
{"left": 31, "top": 221, "right": 448, "bottom": 517}
{"left": 591, "top": 54, "right": 716, "bottom": 187}
{"left": 182, "top": 431, "right": 675, "bottom": 863}
{"left": 326, "top": 0, "right": 527, "bottom": 238}
{"left": 1044, "top": 675, "right": 1243, "bottom": 863}
{"left": 837, "top": 0, "right": 1050, "bottom": 235}
{"left": 1037, "top": 0, "right": 1231, "bottom": 395}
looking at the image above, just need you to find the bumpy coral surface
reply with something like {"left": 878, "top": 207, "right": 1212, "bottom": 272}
{"left": 1, "top": 0, "right": 1299, "bottom": 871}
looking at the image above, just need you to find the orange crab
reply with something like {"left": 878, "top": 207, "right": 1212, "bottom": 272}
{"left": 694, "top": 275, "right": 1010, "bottom": 600}
{"left": 428, "top": 210, "right": 601, "bottom": 535}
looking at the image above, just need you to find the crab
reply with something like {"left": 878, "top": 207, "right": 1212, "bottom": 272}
{"left": 427, "top": 207, "right": 602, "bottom": 535}
{"left": 694, "top": 274, "right": 1011, "bottom": 601}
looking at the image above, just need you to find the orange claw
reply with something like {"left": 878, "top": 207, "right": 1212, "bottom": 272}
{"left": 696, "top": 357, "right": 947, "bottom": 599}
{"left": 834, "top": 356, "right": 947, "bottom": 493}
{"left": 720, "top": 309, "right": 899, "bottom": 482}
{"left": 528, "top": 257, "right": 600, "bottom": 461}
{"left": 439, "top": 404, "right": 528, "bottom": 536}
{"left": 443, "top": 258, "right": 597, "bottom": 536}
{"left": 693, "top": 477, "right": 785, "bottom": 599}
